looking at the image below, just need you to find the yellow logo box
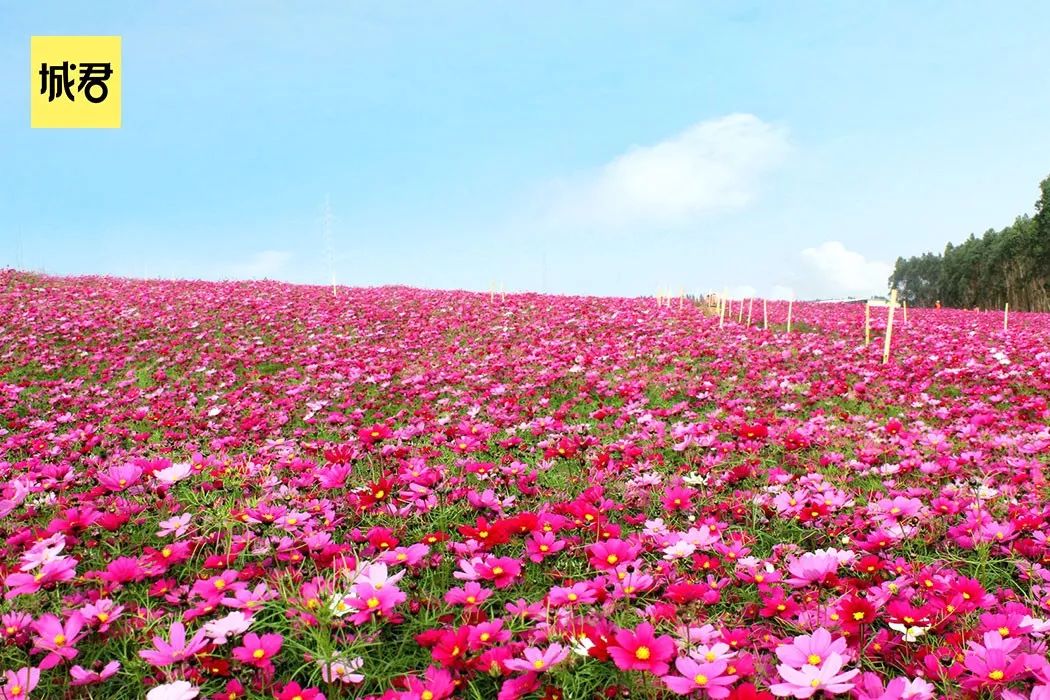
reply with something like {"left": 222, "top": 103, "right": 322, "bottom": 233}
{"left": 31, "top": 36, "right": 121, "bottom": 128}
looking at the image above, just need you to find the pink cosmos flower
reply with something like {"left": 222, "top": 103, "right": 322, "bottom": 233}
{"left": 156, "top": 513, "right": 193, "bottom": 537}
{"left": 770, "top": 653, "right": 858, "bottom": 698}
{"left": 662, "top": 657, "right": 737, "bottom": 697}
{"left": 852, "top": 672, "right": 935, "bottom": 700}
{"left": 1, "top": 666, "right": 40, "bottom": 700}
{"left": 775, "top": 628, "right": 849, "bottom": 669}
{"left": 97, "top": 464, "right": 143, "bottom": 491}
{"left": 70, "top": 660, "right": 121, "bottom": 686}
{"left": 320, "top": 655, "right": 365, "bottom": 684}
{"left": 476, "top": 557, "right": 522, "bottom": 589}
{"left": 548, "top": 582, "right": 597, "bottom": 606}
{"left": 400, "top": 666, "right": 456, "bottom": 700}
{"left": 525, "top": 531, "right": 566, "bottom": 563}
{"left": 5, "top": 557, "right": 78, "bottom": 599}
{"left": 444, "top": 581, "right": 492, "bottom": 609}
{"left": 31, "top": 613, "right": 86, "bottom": 669}
{"left": 139, "top": 620, "right": 209, "bottom": 666}
{"left": 232, "top": 632, "right": 283, "bottom": 668}
{"left": 608, "top": 622, "right": 677, "bottom": 675}
{"left": 347, "top": 582, "right": 406, "bottom": 624}
{"left": 504, "top": 643, "right": 569, "bottom": 673}
{"left": 589, "top": 539, "right": 640, "bottom": 570}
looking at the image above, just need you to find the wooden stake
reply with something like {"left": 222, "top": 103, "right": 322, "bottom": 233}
{"left": 882, "top": 289, "right": 898, "bottom": 364}
{"left": 746, "top": 298, "right": 753, "bottom": 327}
{"left": 864, "top": 302, "right": 871, "bottom": 346}
{"left": 786, "top": 296, "right": 793, "bottom": 334}
{"left": 679, "top": 288, "right": 684, "bottom": 310}
{"left": 719, "top": 291, "right": 727, "bottom": 328}
{"left": 902, "top": 300, "right": 908, "bottom": 324}
{"left": 737, "top": 298, "right": 744, "bottom": 323}
{"left": 763, "top": 299, "right": 768, "bottom": 330}
{"left": 1004, "top": 303, "right": 1009, "bottom": 331}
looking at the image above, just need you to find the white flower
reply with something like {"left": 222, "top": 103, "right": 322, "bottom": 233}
{"left": 203, "top": 611, "right": 252, "bottom": 644}
{"left": 888, "top": 622, "right": 929, "bottom": 642}
{"left": 154, "top": 462, "right": 193, "bottom": 484}
{"left": 147, "top": 681, "right": 199, "bottom": 700}
{"left": 569, "top": 634, "right": 595, "bottom": 657}
{"left": 662, "top": 540, "right": 697, "bottom": 560}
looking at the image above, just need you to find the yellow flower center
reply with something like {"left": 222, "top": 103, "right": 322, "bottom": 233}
{"left": 54, "top": 634, "right": 66, "bottom": 645}
{"left": 97, "top": 613, "right": 109, "bottom": 622}
{"left": 366, "top": 597, "right": 380, "bottom": 609}
{"left": 807, "top": 654, "right": 821, "bottom": 665}
{"left": 421, "top": 692, "right": 434, "bottom": 700}
{"left": 491, "top": 567, "right": 503, "bottom": 576}
{"left": 998, "top": 627, "right": 1010, "bottom": 637}
{"left": 989, "top": 670, "right": 1004, "bottom": 680}
{"left": 161, "top": 547, "right": 172, "bottom": 558}
{"left": 606, "top": 554, "right": 618, "bottom": 565}
{"left": 694, "top": 674, "right": 708, "bottom": 686}
{"left": 374, "top": 490, "right": 385, "bottom": 499}
{"left": 252, "top": 649, "right": 265, "bottom": 659}
{"left": 853, "top": 611, "right": 866, "bottom": 621}
{"left": 634, "top": 646, "right": 651, "bottom": 660}
{"left": 567, "top": 593, "right": 578, "bottom": 601}
{"left": 533, "top": 659, "right": 546, "bottom": 669}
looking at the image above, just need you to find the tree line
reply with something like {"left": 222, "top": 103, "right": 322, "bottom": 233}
{"left": 889, "top": 174, "right": 1050, "bottom": 311}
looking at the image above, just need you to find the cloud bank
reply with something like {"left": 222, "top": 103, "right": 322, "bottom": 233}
{"left": 543, "top": 113, "right": 790, "bottom": 231}
{"left": 800, "top": 241, "right": 892, "bottom": 297}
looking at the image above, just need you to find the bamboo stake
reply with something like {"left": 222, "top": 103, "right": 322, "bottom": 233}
{"left": 864, "top": 302, "right": 871, "bottom": 346}
{"left": 719, "top": 291, "right": 727, "bottom": 328}
{"left": 1004, "top": 303, "right": 1009, "bottom": 331}
{"left": 763, "top": 299, "right": 768, "bottom": 330}
{"left": 902, "top": 300, "right": 908, "bottom": 324}
{"left": 882, "top": 289, "right": 898, "bottom": 365}
{"left": 786, "top": 296, "right": 793, "bottom": 334}
{"left": 746, "top": 298, "right": 753, "bottom": 327}
{"left": 737, "top": 298, "right": 744, "bottom": 323}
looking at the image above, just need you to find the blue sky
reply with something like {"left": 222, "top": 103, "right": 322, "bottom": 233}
{"left": 2, "top": 2, "right": 1049, "bottom": 298}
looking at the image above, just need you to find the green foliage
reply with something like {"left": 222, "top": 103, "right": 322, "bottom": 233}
{"left": 889, "top": 174, "right": 1050, "bottom": 311}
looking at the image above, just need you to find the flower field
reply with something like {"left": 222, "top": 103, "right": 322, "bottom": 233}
{"left": 2, "top": 270, "right": 1050, "bottom": 700}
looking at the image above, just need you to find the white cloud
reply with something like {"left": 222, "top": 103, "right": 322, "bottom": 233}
{"left": 769, "top": 285, "right": 795, "bottom": 300}
{"left": 543, "top": 114, "right": 789, "bottom": 231}
{"left": 225, "top": 250, "right": 292, "bottom": 280}
{"left": 800, "top": 241, "right": 891, "bottom": 297}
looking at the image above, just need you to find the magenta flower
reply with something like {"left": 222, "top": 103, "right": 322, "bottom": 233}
{"left": 608, "top": 623, "right": 677, "bottom": 676}
{"left": 232, "top": 632, "right": 283, "bottom": 668}
{"left": 504, "top": 643, "right": 569, "bottom": 673}
{"left": 70, "top": 660, "right": 121, "bottom": 686}
{"left": 1, "top": 666, "right": 40, "bottom": 699}
{"left": 138, "top": 621, "right": 209, "bottom": 666}
{"left": 5, "top": 558, "right": 77, "bottom": 599}
{"left": 97, "top": 464, "right": 143, "bottom": 491}
{"left": 31, "top": 613, "right": 85, "bottom": 669}
{"left": 662, "top": 656, "right": 737, "bottom": 697}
